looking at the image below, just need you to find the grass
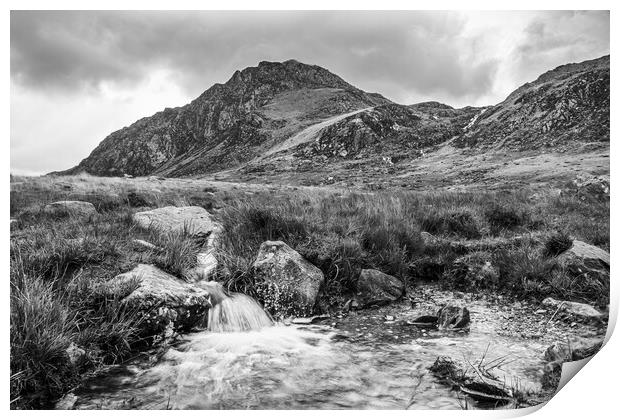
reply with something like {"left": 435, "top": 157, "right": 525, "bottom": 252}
{"left": 9, "top": 173, "right": 610, "bottom": 408}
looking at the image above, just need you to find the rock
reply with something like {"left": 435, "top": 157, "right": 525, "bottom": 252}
{"left": 43, "top": 201, "right": 98, "bottom": 220}
{"left": 409, "top": 315, "right": 439, "bottom": 327}
{"left": 133, "top": 206, "right": 220, "bottom": 237}
{"left": 253, "top": 241, "right": 324, "bottom": 314}
{"left": 542, "top": 297, "right": 603, "bottom": 318}
{"left": 65, "top": 342, "right": 86, "bottom": 367}
{"left": 437, "top": 305, "right": 470, "bottom": 330}
{"left": 541, "top": 338, "right": 604, "bottom": 390}
{"left": 557, "top": 240, "right": 609, "bottom": 269}
{"left": 356, "top": 269, "right": 405, "bottom": 307}
{"left": 55, "top": 393, "right": 78, "bottom": 410}
{"left": 105, "top": 264, "right": 212, "bottom": 337}
{"left": 429, "top": 356, "right": 514, "bottom": 406}
{"left": 291, "top": 315, "right": 330, "bottom": 325}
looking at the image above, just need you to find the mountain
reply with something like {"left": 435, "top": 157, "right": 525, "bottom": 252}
{"left": 453, "top": 55, "right": 609, "bottom": 150}
{"left": 65, "top": 60, "right": 391, "bottom": 177}
{"left": 61, "top": 56, "right": 610, "bottom": 187}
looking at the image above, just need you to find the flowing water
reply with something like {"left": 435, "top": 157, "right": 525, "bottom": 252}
{"left": 70, "top": 290, "right": 554, "bottom": 410}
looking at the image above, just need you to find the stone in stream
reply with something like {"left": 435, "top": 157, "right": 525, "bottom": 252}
{"left": 542, "top": 297, "right": 603, "bottom": 319}
{"left": 436, "top": 305, "right": 470, "bottom": 330}
{"left": 355, "top": 269, "right": 405, "bottom": 308}
{"left": 105, "top": 264, "right": 212, "bottom": 339}
{"left": 43, "top": 200, "right": 98, "bottom": 220}
{"left": 253, "top": 241, "right": 324, "bottom": 314}
{"left": 541, "top": 337, "right": 604, "bottom": 391}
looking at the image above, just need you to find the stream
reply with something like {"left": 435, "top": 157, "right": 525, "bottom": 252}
{"left": 68, "top": 289, "right": 560, "bottom": 410}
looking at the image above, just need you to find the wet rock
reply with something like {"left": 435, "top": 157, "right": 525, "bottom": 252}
{"left": 356, "top": 269, "right": 405, "bottom": 308}
{"left": 105, "top": 264, "right": 212, "bottom": 337}
{"left": 133, "top": 206, "right": 220, "bottom": 237}
{"left": 55, "top": 393, "right": 78, "bottom": 410}
{"left": 291, "top": 315, "right": 330, "bottom": 325}
{"left": 542, "top": 297, "right": 602, "bottom": 319}
{"left": 430, "top": 356, "right": 514, "bottom": 406}
{"left": 253, "top": 241, "right": 324, "bottom": 313}
{"left": 437, "top": 305, "right": 470, "bottom": 330}
{"left": 409, "top": 315, "right": 439, "bottom": 327}
{"left": 43, "top": 201, "right": 98, "bottom": 220}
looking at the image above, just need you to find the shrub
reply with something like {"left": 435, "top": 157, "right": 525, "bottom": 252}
{"left": 543, "top": 232, "right": 573, "bottom": 257}
{"left": 485, "top": 202, "right": 530, "bottom": 234}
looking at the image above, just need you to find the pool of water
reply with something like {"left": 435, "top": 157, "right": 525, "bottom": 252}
{"left": 71, "top": 296, "right": 552, "bottom": 410}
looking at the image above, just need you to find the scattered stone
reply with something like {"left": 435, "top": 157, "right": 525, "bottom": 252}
{"left": 356, "top": 269, "right": 405, "bottom": 308}
{"left": 43, "top": 201, "right": 98, "bottom": 220}
{"left": 437, "top": 305, "right": 470, "bottom": 330}
{"left": 105, "top": 264, "right": 212, "bottom": 338}
{"left": 542, "top": 297, "right": 602, "bottom": 319}
{"left": 133, "top": 206, "right": 220, "bottom": 237}
{"left": 253, "top": 241, "right": 324, "bottom": 313}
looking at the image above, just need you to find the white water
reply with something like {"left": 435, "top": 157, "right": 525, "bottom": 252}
{"left": 70, "top": 294, "right": 555, "bottom": 410}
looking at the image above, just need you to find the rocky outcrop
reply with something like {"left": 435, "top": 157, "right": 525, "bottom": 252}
{"left": 542, "top": 297, "right": 603, "bottom": 319}
{"left": 105, "top": 264, "right": 212, "bottom": 337}
{"left": 253, "top": 241, "right": 324, "bottom": 315}
{"left": 454, "top": 55, "right": 609, "bottom": 151}
{"left": 355, "top": 269, "right": 405, "bottom": 307}
{"left": 437, "top": 305, "right": 471, "bottom": 330}
{"left": 133, "top": 206, "right": 220, "bottom": 237}
{"left": 43, "top": 201, "right": 98, "bottom": 220}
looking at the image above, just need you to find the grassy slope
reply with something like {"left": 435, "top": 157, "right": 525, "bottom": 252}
{"left": 9, "top": 174, "right": 609, "bottom": 408}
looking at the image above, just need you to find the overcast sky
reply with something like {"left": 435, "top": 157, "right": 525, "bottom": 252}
{"left": 11, "top": 10, "right": 609, "bottom": 175}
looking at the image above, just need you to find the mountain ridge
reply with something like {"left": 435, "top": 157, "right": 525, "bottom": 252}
{"left": 59, "top": 55, "right": 610, "bottom": 182}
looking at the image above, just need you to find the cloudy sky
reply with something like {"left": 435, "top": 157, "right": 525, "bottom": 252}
{"left": 11, "top": 10, "right": 609, "bottom": 175}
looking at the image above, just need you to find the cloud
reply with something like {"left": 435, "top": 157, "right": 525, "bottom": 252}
{"left": 10, "top": 11, "right": 499, "bottom": 103}
{"left": 10, "top": 10, "right": 610, "bottom": 174}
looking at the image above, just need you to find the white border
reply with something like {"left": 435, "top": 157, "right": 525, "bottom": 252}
{"left": 4, "top": 2, "right": 617, "bottom": 419}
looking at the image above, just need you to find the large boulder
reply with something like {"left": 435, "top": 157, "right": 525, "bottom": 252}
{"left": 541, "top": 337, "right": 603, "bottom": 391}
{"left": 356, "top": 269, "right": 405, "bottom": 308}
{"left": 133, "top": 206, "right": 220, "bottom": 237}
{"left": 437, "top": 305, "right": 471, "bottom": 330}
{"left": 253, "top": 241, "right": 324, "bottom": 315}
{"left": 557, "top": 240, "right": 609, "bottom": 269}
{"left": 105, "top": 264, "right": 212, "bottom": 337}
{"left": 542, "top": 297, "right": 603, "bottom": 319}
{"left": 43, "top": 201, "right": 97, "bottom": 220}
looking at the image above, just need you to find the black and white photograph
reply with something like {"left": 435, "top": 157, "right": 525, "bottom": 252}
{"left": 8, "top": 4, "right": 614, "bottom": 412}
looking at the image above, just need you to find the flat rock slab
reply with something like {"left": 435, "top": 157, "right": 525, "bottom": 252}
{"left": 542, "top": 297, "right": 603, "bottom": 318}
{"left": 43, "top": 201, "right": 98, "bottom": 219}
{"left": 133, "top": 206, "right": 220, "bottom": 237}
{"left": 106, "top": 264, "right": 212, "bottom": 335}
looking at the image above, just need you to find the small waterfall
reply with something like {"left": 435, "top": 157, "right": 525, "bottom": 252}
{"left": 198, "top": 281, "right": 273, "bottom": 332}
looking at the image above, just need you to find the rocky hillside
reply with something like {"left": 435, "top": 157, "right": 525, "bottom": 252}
{"left": 61, "top": 55, "right": 610, "bottom": 180}
{"left": 454, "top": 55, "right": 609, "bottom": 150}
{"left": 64, "top": 60, "right": 390, "bottom": 177}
